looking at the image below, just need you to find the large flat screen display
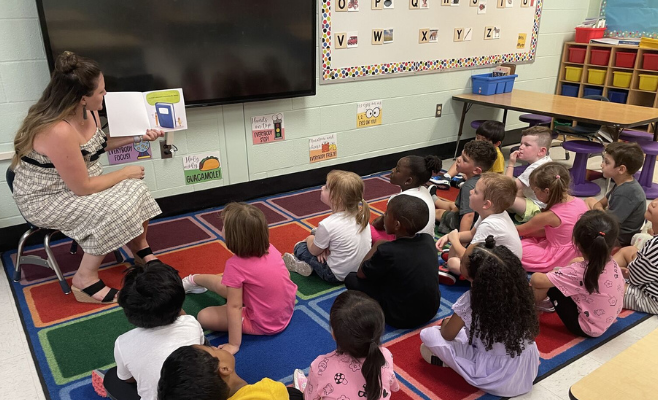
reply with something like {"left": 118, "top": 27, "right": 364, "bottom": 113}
{"left": 36, "top": 1, "right": 316, "bottom": 106}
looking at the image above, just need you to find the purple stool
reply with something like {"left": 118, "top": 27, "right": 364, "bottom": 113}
{"left": 619, "top": 129, "right": 653, "bottom": 143}
{"left": 636, "top": 141, "right": 658, "bottom": 199}
{"left": 471, "top": 120, "right": 485, "bottom": 130}
{"left": 562, "top": 140, "right": 604, "bottom": 197}
{"left": 519, "top": 114, "right": 552, "bottom": 127}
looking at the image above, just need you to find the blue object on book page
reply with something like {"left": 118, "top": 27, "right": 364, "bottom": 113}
{"left": 156, "top": 103, "right": 176, "bottom": 129}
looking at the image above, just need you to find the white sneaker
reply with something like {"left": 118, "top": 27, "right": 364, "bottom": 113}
{"left": 182, "top": 275, "right": 208, "bottom": 294}
{"left": 536, "top": 296, "right": 555, "bottom": 313}
{"left": 283, "top": 253, "right": 313, "bottom": 277}
{"left": 293, "top": 369, "right": 308, "bottom": 391}
{"left": 420, "top": 343, "right": 446, "bottom": 366}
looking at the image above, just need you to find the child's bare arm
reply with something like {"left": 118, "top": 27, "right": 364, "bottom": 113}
{"left": 516, "top": 211, "right": 559, "bottom": 237}
{"left": 440, "top": 313, "right": 465, "bottom": 341}
{"left": 506, "top": 151, "right": 519, "bottom": 178}
{"left": 223, "top": 287, "right": 244, "bottom": 354}
{"left": 592, "top": 197, "right": 608, "bottom": 211}
{"left": 459, "top": 212, "right": 474, "bottom": 232}
{"left": 613, "top": 245, "right": 638, "bottom": 269}
{"left": 306, "top": 235, "right": 326, "bottom": 256}
{"left": 434, "top": 198, "right": 457, "bottom": 211}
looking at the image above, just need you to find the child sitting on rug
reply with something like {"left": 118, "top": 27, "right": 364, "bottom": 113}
{"left": 420, "top": 236, "right": 540, "bottom": 398}
{"left": 517, "top": 162, "right": 588, "bottom": 273}
{"left": 182, "top": 202, "right": 297, "bottom": 355}
{"left": 370, "top": 154, "right": 442, "bottom": 242}
{"left": 284, "top": 170, "right": 371, "bottom": 283}
{"left": 530, "top": 210, "right": 625, "bottom": 337}
{"left": 292, "top": 290, "right": 400, "bottom": 400}
{"left": 506, "top": 126, "right": 553, "bottom": 222}
{"left": 433, "top": 120, "right": 506, "bottom": 188}
{"left": 432, "top": 140, "right": 497, "bottom": 234}
{"left": 585, "top": 141, "right": 646, "bottom": 246}
{"left": 436, "top": 173, "right": 522, "bottom": 285}
{"left": 158, "top": 345, "right": 303, "bottom": 400}
{"left": 614, "top": 198, "right": 658, "bottom": 314}
{"left": 96, "top": 262, "right": 206, "bottom": 400}
{"left": 344, "top": 195, "right": 440, "bottom": 328}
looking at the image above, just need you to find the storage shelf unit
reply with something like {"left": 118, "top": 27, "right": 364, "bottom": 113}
{"left": 557, "top": 42, "right": 658, "bottom": 115}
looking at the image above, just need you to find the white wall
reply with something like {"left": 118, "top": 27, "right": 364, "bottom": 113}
{"left": 0, "top": 0, "right": 593, "bottom": 229}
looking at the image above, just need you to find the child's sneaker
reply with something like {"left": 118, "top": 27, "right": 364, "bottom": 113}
{"left": 420, "top": 343, "right": 446, "bottom": 367}
{"left": 441, "top": 249, "right": 450, "bottom": 262}
{"left": 293, "top": 369, "right": 308, "bottom": 391}
{"left": 182, "top": 275, "right": 208, "bottom": 294}
{"left": 91, "top": 369, "right": 108, "bottom": 398}
{"left": 536, "top": 296, "right": 555, "bottom": 313}
{"left": 438, "top": 266, "right": 457, "bottom": 286}
{"left": 429, "top": 173, "right": 451, "bottom": 190}
{"left": 283, "top": 253, "right": 313, "bottom": 277}
{"left": 450, "top": 175, "right": 466, "bottom": 188}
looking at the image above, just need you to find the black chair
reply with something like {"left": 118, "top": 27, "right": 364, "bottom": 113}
{"left": 554, "top": 95, "right": 610, "bottom": 146}
{"left": 6, "top": 168, "right": 123, "bottom": 294}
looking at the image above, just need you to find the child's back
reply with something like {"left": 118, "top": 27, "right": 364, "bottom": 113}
{"left": 607, "top": 179, "right": 645, "bottom": 246}
{"left": 473, "top": 211, "right": 522, "bottom": 259}
{"left": 316, "top": 211, "right": 371, "bottom": 279}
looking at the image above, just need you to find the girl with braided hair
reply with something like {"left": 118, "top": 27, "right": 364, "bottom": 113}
{"left": 420, "top": 236, "right": 540, "bottom": 397}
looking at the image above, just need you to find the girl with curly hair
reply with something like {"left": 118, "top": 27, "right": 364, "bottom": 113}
{"left": 419, "top": 236, "right": 540, "bottom": 397}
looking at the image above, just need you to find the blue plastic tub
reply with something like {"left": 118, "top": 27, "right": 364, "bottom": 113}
{"left": 583, "top": 86, "right": 603, "bottom": 97}
{"left": 608, "top": 89, "right": 629, "bottom": 104}
{"left": 471, "top": 73, "right": 518, "bottom": 95}
{"left": 561, "top": 83, "right": 579, "bottom": 97}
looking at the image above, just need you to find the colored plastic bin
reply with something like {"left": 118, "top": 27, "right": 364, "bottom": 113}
{"left": 568, "top": 47, "right": 587, "bottom": 63}
{"left": 639, "top": 74, "right": 658, "bottom": 91}
{"left": 583, "top": 86, "right": 603, "bottom": 97}
{"left": 615, "top": 51, "right": 637, "bottom": 68}
{"left": 565, "top": 66, "right": 583, "bottom": 82}
{"left": 640, "top": 37, "right": 658, "bottom": 50}
{"left": 643, "top": 53, "right": 658, "bottom": 70}
{"left": 613, "top": 71, "right": 632, "bottom": 88}
{"left": 575, "top": 27, "right": 606, "bottom": 44}
{"left": 587, "top": 69, "right": 606, "bottom": 85}
{"left": 590, "top": 49, "right": 611, "bottom": 66}
{"left": 608, "top": 89, "right": 629, "bottom": 104}
{"left": 561, "top": 83, "right": 579, "bottom": 97}
{"left": 471, "top": 73, "right": 518, "bottom": 95}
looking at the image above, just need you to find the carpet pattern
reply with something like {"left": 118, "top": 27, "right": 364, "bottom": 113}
{"left": 2, "top": 171, "right": 649, "bottom": 400}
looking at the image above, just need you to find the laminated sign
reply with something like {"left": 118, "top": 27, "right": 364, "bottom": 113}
{"left": 309, "top": 134, "right": 337, "bottom": 163}
{"left": 183, "top": 152, "right": 222, "bottom": 185}
{"left": 252, "top": 113, "right": 285, "bottom": 144}
{"left": 357, "top": 100, "right": 382, "bottom": 128}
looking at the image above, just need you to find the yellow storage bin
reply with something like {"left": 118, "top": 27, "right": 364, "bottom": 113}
{"left": 613, "top": 71, "right": 632, "bottom": 88}
{"left": 587, "top": 69, "right": 606, "bottom": 85}
{"left": 639, "top": 74, "right": 658, "bottom": 91}
{"left": 640, "top": 37, "right": 658, "bottom": 50}
{"left": 565, "top": 66, "right": 583, "bottom": 82}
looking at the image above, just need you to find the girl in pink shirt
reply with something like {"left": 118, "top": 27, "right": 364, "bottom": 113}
{"left": 182, "top": 202, "right": 297, "bottom": 354}
{"left": 294, "top": 290, "right": 399, "bottom": 400}
{"left": 530, "top": 210, "right": 625, "bottom": 337}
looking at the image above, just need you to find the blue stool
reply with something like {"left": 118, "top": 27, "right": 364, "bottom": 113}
{"left": 519, "top": 114, "right": 552, "bottom": 127}
{"left": 562, "top": 140, "right": 604, "bottom": 197}
{"left": 636, "top": 141, "right": 658, "bottom": 199}
{"left": 619, "top": 129, "right": 653, "bottom": 143}
{"left": 471, "top": 120, "right": 485, "bottom": 131}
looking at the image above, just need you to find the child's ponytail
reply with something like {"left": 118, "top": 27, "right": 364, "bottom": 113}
{"left": 529, "top": 162, "right": 571, "bottom": 210}
{"left": 572, "top": 210, "right": 619, "bottom": 294}
{"left": 362, "top": 341, "right": 386, "bottom": 400}
{"left": 330, "top": 291, "right": 386, "bottom": 400}
{"left": 356, "top": 199, "right": 371, "bottom": 233}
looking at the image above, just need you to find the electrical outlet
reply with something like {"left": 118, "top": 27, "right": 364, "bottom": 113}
{"left": 435, "top": 104, "right": 443, "bottom": 118}
{"left": 160, "top": 140, "right": 173, "bottom": 159}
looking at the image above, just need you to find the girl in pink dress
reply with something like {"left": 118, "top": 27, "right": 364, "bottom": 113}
{"left": 517, "top": 162, "right": 589, "bottom": 273}
{"left": 181, "top": 202, "right": 298, "bottom": 355}
{"left": 530, "top": 210, "right": 625, "bottom": 337}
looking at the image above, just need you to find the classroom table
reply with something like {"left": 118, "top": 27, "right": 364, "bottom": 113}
{"left": 568, "top": 327, "right": 658, "bottom": 400}
{"left": 451, "top": 90, "right": 658, "bottom": 159}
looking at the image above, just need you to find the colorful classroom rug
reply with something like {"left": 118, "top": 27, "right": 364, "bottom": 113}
{"left": 2, "top": 171, "right": 650, "bottom": 400}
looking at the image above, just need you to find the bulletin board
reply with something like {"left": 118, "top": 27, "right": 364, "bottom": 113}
{"left": 601, "top": 0, "right": 658, "bottom": 39}
{"left": 319, "top": 0, "right": 543, "bottom": 83}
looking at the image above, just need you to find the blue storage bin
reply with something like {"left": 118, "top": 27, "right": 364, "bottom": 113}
{"left": 561, "top": 83, "right": 579, "bottom": 97}
{"left": 583, "top": 86, "right": 603, "bottom": 97}
{"left": 471, "top": 73, "right": 518, "bottom": 95}
{"left": 608, "top": 89, "right": 629, "bottom": 104}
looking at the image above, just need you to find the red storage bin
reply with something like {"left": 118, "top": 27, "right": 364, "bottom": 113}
{"left": 615, "top": 51, "right": 637, "bottom": 68}
{"left": 643, "top": 53, "right": 658, "bottom": 70}
{"left": 575, "top": 27, "right": 606, "bottom": 44}
{"left": 590, "top": 49, "right": 611, "bottom": 66}
{"left": 568, "top": 47, "right": 587, "bottom": 63}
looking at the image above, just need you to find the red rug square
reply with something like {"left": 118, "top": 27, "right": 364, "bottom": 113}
{"left": 198, "top": 201, "right": 291, "bottom": 233}
{"left": 144, "top": 217, "right": 213, "bottom": 252}
{"left": 269, "top": 222, "right": 312, "bottom": 254}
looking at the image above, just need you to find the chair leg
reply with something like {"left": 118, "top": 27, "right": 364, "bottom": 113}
{"left": 70, "top": 241, "right": 78, "bottom": 254}
{"left": 14, "top": 227, "right": 41, "bottom": 282}
{"left": 45, "top": 232, "right": 71, "bottom": 294}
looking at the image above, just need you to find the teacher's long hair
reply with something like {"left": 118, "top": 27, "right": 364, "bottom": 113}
{"left": 11, "top": 51, "right": 101, "bottom": 169}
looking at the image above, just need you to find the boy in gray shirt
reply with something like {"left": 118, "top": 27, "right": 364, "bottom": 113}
{"left": 586, "top": 142, "right": 646, "bottom": 246}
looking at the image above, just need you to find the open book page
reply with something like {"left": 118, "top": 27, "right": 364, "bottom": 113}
{"left": 104, "top": 92, "right": 151, "bottom": 137}
{"left": 142, "top": 88, "right": 187, "bottom": 131}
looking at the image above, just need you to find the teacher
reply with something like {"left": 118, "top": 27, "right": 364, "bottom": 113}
{"left": 10, "top": 51, "right": 163, "bottom": 304}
